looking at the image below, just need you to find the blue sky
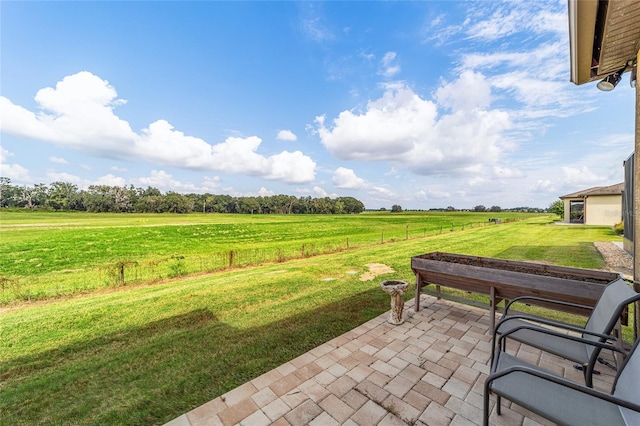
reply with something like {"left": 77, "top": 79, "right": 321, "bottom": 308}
{"left": 1, "top": 1, "right": 636, "bottom": 210}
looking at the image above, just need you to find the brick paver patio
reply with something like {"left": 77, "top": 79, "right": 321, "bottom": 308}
{"left": 165, "top": 295, "right": 618, "bottom": 426}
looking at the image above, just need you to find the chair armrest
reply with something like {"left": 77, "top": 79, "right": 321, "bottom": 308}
{"left": 495, "top": 314, "right": 618, "bottom": 342}
{"left": 504, "top": 296, "right": 593, "bottom": 316}
{"left": 497, "top": 323, "right": 626, "bottom": 354}
{"left": 486, "top": 364, "right": 640, "bottom": 413}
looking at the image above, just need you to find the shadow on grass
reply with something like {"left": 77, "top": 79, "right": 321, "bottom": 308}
{"left": 0, "top": 288, "right": 389, "bottom": 425}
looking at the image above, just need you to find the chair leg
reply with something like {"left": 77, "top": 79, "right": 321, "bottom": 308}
{"left": 584, "top": 363, "right": 592, "bottom": 388}
{"left": 483, "top": 381, "right": 492, "bottom": 426}
{"left": 496, "top": 395, "right": 502, "bottom": 415}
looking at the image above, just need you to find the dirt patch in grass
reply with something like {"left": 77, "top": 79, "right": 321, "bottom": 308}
{"left": 360, "top": 263, "right": 396, "bottom": 281}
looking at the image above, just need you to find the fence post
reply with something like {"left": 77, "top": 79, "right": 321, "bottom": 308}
{"left": 229, "top": 250, "right": 234, "bottom": 267}
{"left": 381, "top": 232, "right": 384, "bottom": 244}
{"left": 346, "top": 237, "right": 349, "bottom": 249}
{"left": 406, "top": 224, "right": 409, "bottom": 240}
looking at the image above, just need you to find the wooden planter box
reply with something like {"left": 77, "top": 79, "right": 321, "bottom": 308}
{"left": 412, "top": 252, "right": 620, "bottom": 328}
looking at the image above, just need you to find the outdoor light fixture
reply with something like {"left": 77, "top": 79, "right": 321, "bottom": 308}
{"left": 597, "top": 61, "right": 635, "bottom": 92}
{"left": 631, "top": 66, "right": 637, "bottom": 89}
{"left": 597, "top": 69, "right": 624, "bottom": 91}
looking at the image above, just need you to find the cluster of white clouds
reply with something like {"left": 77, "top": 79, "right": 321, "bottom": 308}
{"left": 332, "top": 167, "right": 396, "bottom": 198}
{"left": 1, "top": 1, "right": 628, "bottom": 208}
{"left": 0, "top": 72, "right": 316, "bottom": 185}
{"left": 313, "top": 0, "right": 621, "bottom": 205}
{"left": 0, "top": 148, "right": 30, "bottom": 182}
{"left": 316, "top": 72, "right": 511, "bottom": 177}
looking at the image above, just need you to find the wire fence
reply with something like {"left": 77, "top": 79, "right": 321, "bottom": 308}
{"left": 0, "top": 219, "right": 523, "bottom": 304}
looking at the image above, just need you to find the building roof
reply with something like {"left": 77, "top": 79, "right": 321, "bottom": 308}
{"left": 568, "top": 0, "right": 640, "bottom": 85}
{"left": 560, "top": 182, "right": 624, "bottom": 199}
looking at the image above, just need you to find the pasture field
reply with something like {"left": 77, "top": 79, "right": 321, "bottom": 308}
{"left": 0, "top": 213, "right": 623, "bottom": 425}
{"left": 0, "top": 210, "right": 534, "bottom": 304}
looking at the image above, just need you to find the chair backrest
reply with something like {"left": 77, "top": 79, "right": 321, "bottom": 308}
{"left": 583, "top": 278, "right": 638, "bottom": 358}
{"left": 613, "top": 338, "right": 640, "bottom": 424}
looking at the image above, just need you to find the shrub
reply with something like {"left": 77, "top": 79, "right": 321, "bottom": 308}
{"left": 613, "top": 221, "right": 624, "bottom": 235}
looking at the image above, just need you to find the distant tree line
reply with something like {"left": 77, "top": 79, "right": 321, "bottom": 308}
{"left": 392, "top": 205, "right": 547, "bottom": 213}
{"left": 0, "top": 177, "right": 365, "bottom": 214}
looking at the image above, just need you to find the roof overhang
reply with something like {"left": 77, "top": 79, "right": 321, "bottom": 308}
{"left": 569, "top": 0, "right": 640, "bottom": 85}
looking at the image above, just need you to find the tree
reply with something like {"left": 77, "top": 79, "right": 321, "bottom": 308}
{"left": 391, "top": 205, "right": 403, "bottom": 212}
{"left": 84, "top": 185, "right": 115, "bottom": 212}
{"left": 489, "top": 205, "right": 502, "bottom": 212}
{"left": 548, "top": 199, "right": 564, "bottom": 218}
{"left": 0, "top": 177, "right": 25, "bottom": 208}
{"left": 47, "top": 181, "right": 81, "bottom": 211}
{"left": 111, "top": 186, "right": 133, "bottom": 212}
{"left": 0, "top": 177, "right": 12, "bottom": 207}
{"left": 162, "top": 192, "right": 192, "bottom": 213}
{"left": 338, "top": 196, "right": 364, "bottom": 214}
{"left": 474, "top": 205, "right": 487, "bottom": 212}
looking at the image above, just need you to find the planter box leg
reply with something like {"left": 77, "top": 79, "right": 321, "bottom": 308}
{"left": 415, "top": 273, "right": 422, "bottom": 311}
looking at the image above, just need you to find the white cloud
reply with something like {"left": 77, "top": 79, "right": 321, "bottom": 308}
{"left": 0, "top": 148, "right": 31, "bottom": 182}
{"left": 466, "top": 2, "right": 565, "bottom": 41}
{"left": 0, "top": 147, "right": 12, "bottom": 163}
{"left": 298, "top": 2, "right": 334, "bottom": 43}
{"left": 49, "top": 156, "right": 68, "bottom": 164}
{"left": 370, "top": 186, "right": 396, "bottom": 198}
{"left": 257, "top": 187, "right": 275, "bottom": 196}
{"left": 467, "top": 7, "right": 528, "bottom": 40}
{"left": 0, "top": 72, "right": 135, "bottom": 157}
{"left": 46, "top": 171, "right": 85, "bottom": 186}
{"left": 492, "top": 166, "right": 524, "bottom": 178}
{"left": 317, "top": 81, "right": 511, "bottom": 175}
{"left": 95, "top": 174, "right": 126, "bottom": 187}
{"left": 561, "top": 166, "right": 604, "bottom": 186}
{"left": 312, "top": 186, "right": 328, "bottom": 197}
{"left": 531, "top": 179, "right": 556, "bottom": 193}
{"left": 316, "top": 85, "right": 438, "bottom": 162}
{"left": 1, "top": 72, "right": 317, "bottom": 184}
{"left": 302, "top": 18, "right": 333, "bottom": 42}
{"left": 380, "top": 51, "right": 400, "bottom": 78}
{"left": 331, "top": 167, "right": 395, "bottom": 199}
{"left": 111, "top": 166, "right": 127, "bottom": 172}
{"left": 416, "top": 189, "right": 450, "bottom": 200}
{"left": 435, "top": 70, "right": 490, "bottom": 112}
{"left": 0, "top": 164, "right": 30, "bottom": 182}
{"left": 276, "top": 129, "right": 297, "bottom": 141}
{"left": 201, "top": 176, "right": 222, "bottom": 192}
{"left": 133, "top": 170, "right": 200, "bottom": 193}
{"left": 360, "top": 51, "right": 375, "bottom": 61}
{"left": 332, "top": 167, "right": 368, "bottom": 189}
{"left": 468, "top": 176, "right": 491, "bottom": 187}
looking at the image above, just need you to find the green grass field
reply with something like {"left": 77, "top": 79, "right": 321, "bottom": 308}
{"left": 0, "top": 210, "right": 533, "bottom": 304}
{"left": 0, "top": 212, "right": 624, "bottom": 425}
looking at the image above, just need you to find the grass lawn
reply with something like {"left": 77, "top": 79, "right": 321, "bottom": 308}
{"left": 0, "top": 210, "right": 538, "bottom": 303}
{"left": 0, "top": 215, "right": 623, "bottom": 425}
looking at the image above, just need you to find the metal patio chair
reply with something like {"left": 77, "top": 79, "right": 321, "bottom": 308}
{"left": 483, "top": 338, "right": 640, "bottom": 426}
{"left": 492, "top": 277, "right": 639, "bottom": 387}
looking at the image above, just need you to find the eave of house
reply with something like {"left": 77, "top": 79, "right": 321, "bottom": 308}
{"left": 569, "top": 0, "right": 640, "bottom": 85}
